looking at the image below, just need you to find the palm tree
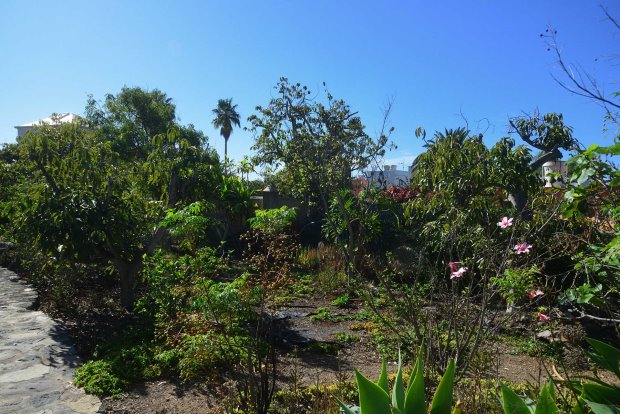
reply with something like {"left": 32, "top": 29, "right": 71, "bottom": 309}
{"left": 211, "top": 98, "right": 240, "bottom": 165}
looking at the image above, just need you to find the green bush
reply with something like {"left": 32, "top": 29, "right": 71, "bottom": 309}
{"left": 74, "top": 360, "right": 128, "bottom": 397}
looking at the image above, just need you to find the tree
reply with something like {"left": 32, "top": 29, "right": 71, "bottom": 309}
{"left": 6, "top": 87, "right": 221, "bottom": 309}
{"left": 507, "top": 112, "right": 576, "bottom": 217}
{"left": 411, "top": 123, "right": 554, "bottom": 220}
{"left": 249, "top": 77, "right": 390, "bottom": 212}
{"left": 212, "top": 98, "right": 241, "bottom": 165}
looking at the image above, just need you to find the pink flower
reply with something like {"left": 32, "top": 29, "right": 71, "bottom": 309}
{"left": 497, "top": 217, "right": 514, "bottom": 229}
{"left": 514, "top": 242, "right": 532, "bottom": 255}
{"left": 448, "top": 261, "right": 461, "bottom": 272}
{"left": 450, "top": 266, "right": 468, "bottom": 280}
{"left": 529, "top": 289, "right": 544, "bottom": 299}
{"left": 537, "top": 312, "right": 550, "bottom": 322}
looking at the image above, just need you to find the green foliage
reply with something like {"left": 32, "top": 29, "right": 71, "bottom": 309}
{"left": 133, "top": 247, "right": 265, "bottom": 382}
{"left": 248, "top": 206, "right": 297, "bottom": 234}
{"left": 310, "top": 307, "right": 335, "bottom": 322}
{"left": 212, "top": 98, "right": 240, "bottom": 160}
{"left": 562, "top": 142, "right": 619, "bottom": 318}
{"left": 331, "top": 293, "right": 350, "bottom": 308}
{"left": 500, "top": 382, "right": 559, "bottom": 414}
{"left": 249, "top": 77, "right": 390, "bottom": 210}
{"left": 586, "top": 338, "right": 620, "bottom": 378}
{"left": 563, "top": 142, "right": 620, "bottom": 219}
{"left": 219, "top": 174, "right": 254, "bottom": 218}
{"left": 411, "top": 129, "right": 538, "bottom": 206}
{"left": 4, "top": 87, "right": 221, "bottom": 308}
{"left": 74, "top": 360, "right": 127, "bottom": 397}
{"left": 73, "top": 323, "right": 156, "bottom": 397}
{"left": 501, "top": 338, "right": 620, "bottom": 414}
{"left": 335, "top": 332, "right": 360, "bottom": 344}
{"left": 559, "top": 283, "right": 603, "bottom": 306}
{"left": 492, "top": 265, "right": 540, "bottom": 303}
{"left": 160, "top": 201, "right": 216, "bottom": 252}
{"left": 510, "top": 112, "right": 576, "bottom": 153}
{"left": 337, "top": 346, "right": 458, "bottom": 414}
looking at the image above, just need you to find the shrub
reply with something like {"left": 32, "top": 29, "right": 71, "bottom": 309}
{"left": 74, "top": 360, "right": 127, "bottom": 397}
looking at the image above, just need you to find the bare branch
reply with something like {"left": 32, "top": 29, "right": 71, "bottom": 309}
{"left": 602, "top": 6, "right": 620, "bottom": 31}
{"left": 542, "top": 24, "right": 620, "bottom": 126}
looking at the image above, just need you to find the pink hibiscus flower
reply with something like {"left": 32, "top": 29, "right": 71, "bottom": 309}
{"left": 537, "top": 312, "right": 550, "bottom": 322}
{"left": 514, "top": 242, "right": 532, "bottom": 255}
{"left": 529, "top": 290, "right": 544, "bottom": 299}
{"left": 448, "top": 261, "right": 461, "bottom": 272}
{"left": 497, "top": 217, "right": 514, "bottom": 229}
{"left": 450, "top": 266, "right": 468, "bottom": 280}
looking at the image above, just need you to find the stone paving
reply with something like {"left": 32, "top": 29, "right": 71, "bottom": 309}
{"left": 0, "top": 268, "right": 101, "bottom": 414}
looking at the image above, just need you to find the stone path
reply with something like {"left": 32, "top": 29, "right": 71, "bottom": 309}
{"left": 0, "top": 268, "right": 101, "bottom": 414}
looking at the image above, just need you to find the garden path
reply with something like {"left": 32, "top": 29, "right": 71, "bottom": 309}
{"left": 0, "top": 268, "right": 101, "bottom": 414}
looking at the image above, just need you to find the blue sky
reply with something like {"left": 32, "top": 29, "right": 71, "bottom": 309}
{"left": 1, "top": 0, "right": 618, "bottom": 171}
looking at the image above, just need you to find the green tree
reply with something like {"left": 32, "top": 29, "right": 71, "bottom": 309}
{"left": 211, "top": 98, "right": 240, "bottom": 164}
{"left": 249, "top": 77, "right": 390, "bottom": 211}
{"left": 6, "top": 88, "right": 221, "bottom": 309}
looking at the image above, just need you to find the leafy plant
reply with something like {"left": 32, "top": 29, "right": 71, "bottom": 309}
{"left": 74, "top": 360, "right": 127, "bottom": 397}
{"left": 500, "top": 382, "right": 559, "bottom": 414}
{"left": 310, "top": 307, "right": 335, "bottom": 322}
{"left": 492, "top": 265, "right": 540, "bottom": 304}
{"left": 501, "top": 338, "right": 620, "bottom": 414}
{"left": 248, "top": 206, "right": 297, "bottom": 234}
{"left": 336, "top": 345, "right": 459, "bottom": 414}
{"left": 559, "top": 283, "right": 603, "bottom": 306}
{"left": 332, "top": 293, "right": 350, "bottom": 308}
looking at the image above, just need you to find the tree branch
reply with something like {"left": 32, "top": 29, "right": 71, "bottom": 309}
{"left": 33, "top": 159, "right": 60, "bottom": 193}
{"left": 530, "top": 147, "right": 562, "bottom": 170}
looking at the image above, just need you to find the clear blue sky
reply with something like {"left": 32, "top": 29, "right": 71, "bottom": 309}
{"left": 1, "top": 0, "right": 618, "bottom": 170}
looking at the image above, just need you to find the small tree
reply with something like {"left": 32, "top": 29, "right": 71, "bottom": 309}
{"left": 249, "top": 77, "right": 391, "bottom": 212}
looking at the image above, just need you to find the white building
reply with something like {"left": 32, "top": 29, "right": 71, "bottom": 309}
{"left": 15, "top": 113, "right": 80, "bottom": 138}
{"left": 362, "top": 165, "right": 412, "bottom": 187}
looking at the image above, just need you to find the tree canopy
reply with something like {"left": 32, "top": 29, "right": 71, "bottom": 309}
{"left": 249, "top": 77, "right": 390, "bottom": 211}
{"left": 4, "top": 87, "right": 221, "bottom": 308}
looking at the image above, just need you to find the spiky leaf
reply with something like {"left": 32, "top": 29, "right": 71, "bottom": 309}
{"left": 377, "top": 358, "right": 389, "bottom": 394}
{"left": 392, "top": 352, "right": 405, "bottom": 412}
{"left": 534, "top": 384, "right": 559, "bottom": 414}
{"left": 355, "top": 370, "right": 391, "bottom": 414}
{"left": 430, "top": 360, "right": 455, "bottom": 414}
{"left": 404, "top": 345, "right": 426, "bottom": 414}
{"left": 500, "top": 384, "right": 532, "bottom": 414}
{"left": 586, "top": 338, "right": 620, "bottom": 378}
{"left": 335, "top": 397, "right": 360, "bottom": 414}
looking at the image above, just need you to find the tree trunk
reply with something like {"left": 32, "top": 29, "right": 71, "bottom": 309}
{"left": 508, "top": 189, "right": 533, "bottom": 221}
{"left": 116, "top": 260, "right": 141, "bottom": 311}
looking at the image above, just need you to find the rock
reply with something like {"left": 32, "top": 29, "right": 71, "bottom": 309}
{"left": 0, "top": 241, "right": 14, "bottom": 251}
{"left": 0, "top": 267, "right": 101, "bottom": 413}
{"left": 536, "top": 330, "right": 556, "bottom": 342}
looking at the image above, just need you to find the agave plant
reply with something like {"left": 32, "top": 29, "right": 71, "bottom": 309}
{"left": 501, "top": 338, "right": 620, "bottom": 414}
{"left": 337, "top": 345, "right": 460, "bottom": 414}
{"left": 500, "top": 382, "right": 559, "bottom": 414}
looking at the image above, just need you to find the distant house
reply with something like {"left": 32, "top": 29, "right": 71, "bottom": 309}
{"left": 15, "top": 112, "right": 81, "bottom": 138}
{"left": 361, "top": 164, "right": 412, "bottom": 187}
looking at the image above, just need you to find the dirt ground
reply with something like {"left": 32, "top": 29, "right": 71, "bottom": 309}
{"left": 13, "top": 270, "right": 616, "bottom": 414}
{"left": 98, "top": 298, "right": 617, "bottom": 414}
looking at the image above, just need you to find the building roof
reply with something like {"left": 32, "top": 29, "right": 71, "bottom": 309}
{"left": 15, "top": 112, "right": 80, "bottom": 128}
